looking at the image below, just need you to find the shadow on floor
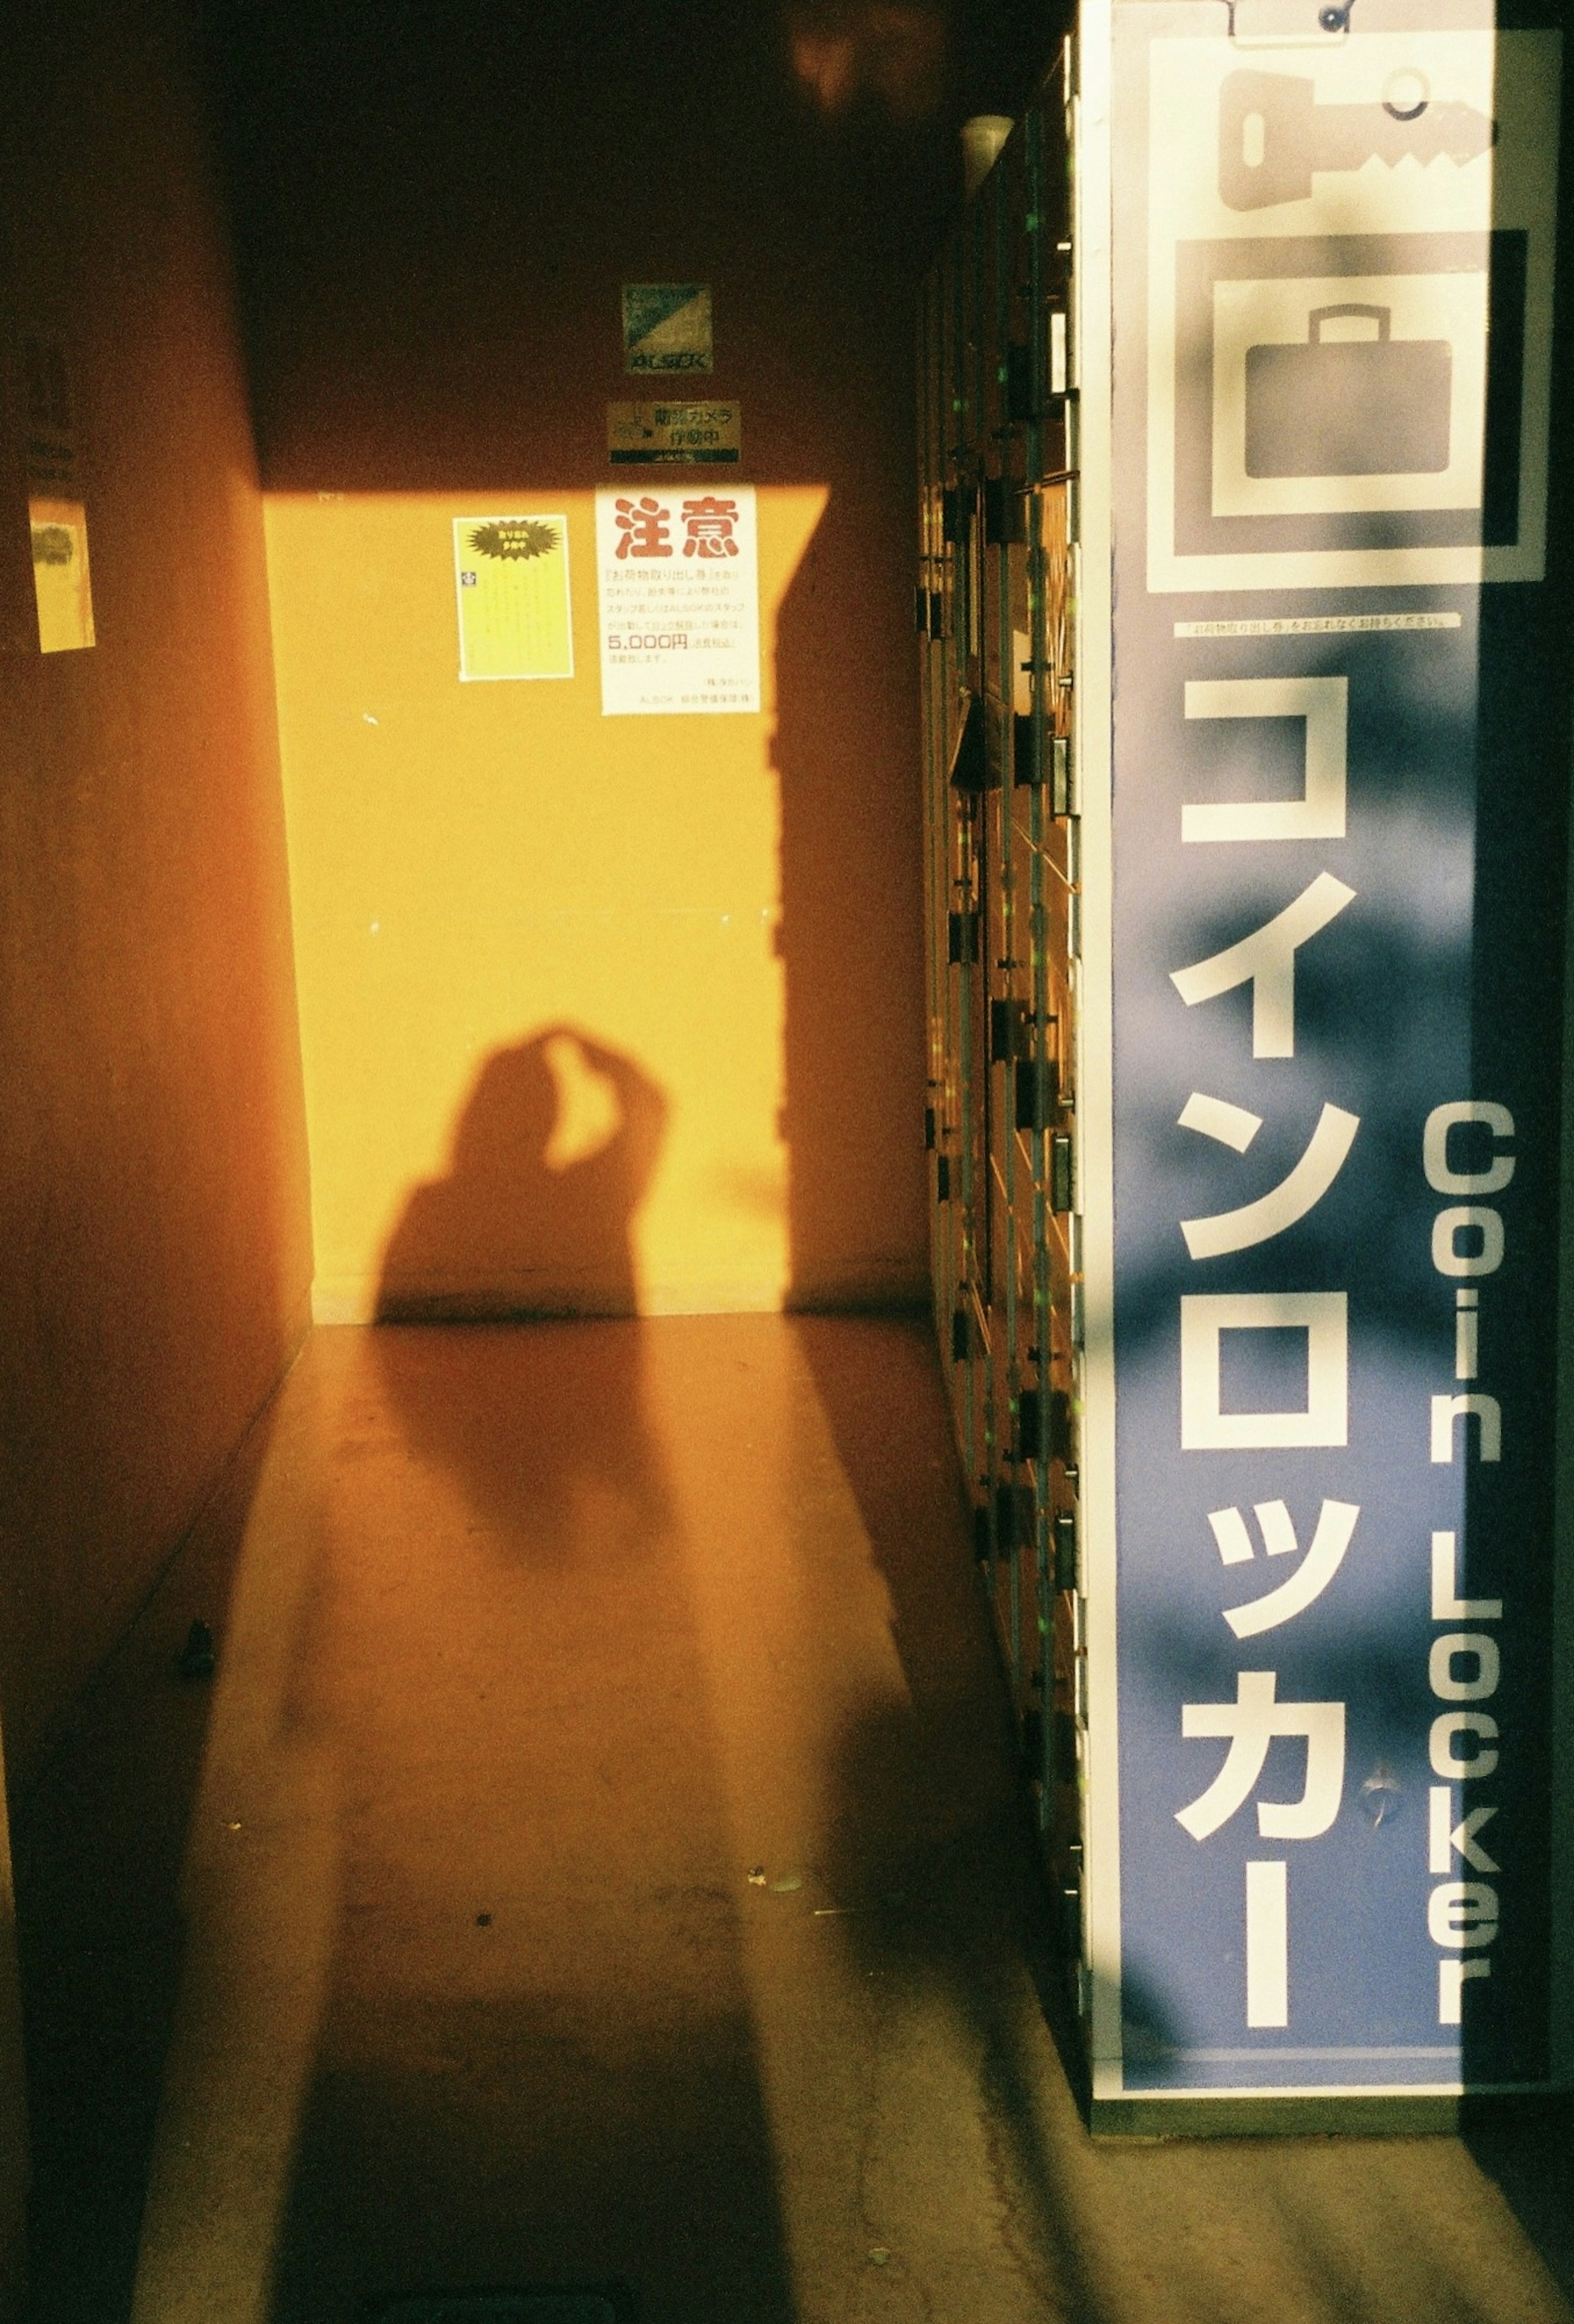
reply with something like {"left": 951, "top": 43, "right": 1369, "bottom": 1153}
{"left": 797, "top": 1312, "right": 1574, "bottom": 2322}
{"left": 376, "top": 1029, "right": 668, "bottom": 1327}
{"left": 1463, "top": 2105, "right": 1574, "bottom": 2307}
{"left": 20, "top": 1304, "right": 1574, "bottom": 2324}
{"left": 14, "top": 1395, "right": 283, "bottom": 2324}
{"left": 259, "top": 1317, "right": 794, "bottom": 2324}
{"left": 789, "top": 1312, "right": 1112, "bottom": 2323}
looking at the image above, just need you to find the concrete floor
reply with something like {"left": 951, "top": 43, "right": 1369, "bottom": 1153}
{"left": 13, "top": 1315, "right": 1574, "bottom": 2322}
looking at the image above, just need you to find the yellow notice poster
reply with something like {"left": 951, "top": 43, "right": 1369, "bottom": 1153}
{"left": 30, "top": 498, "right": 95, "bottom": 653}
{"left": 453, "top": 513, "right": 573, "bottom": 681}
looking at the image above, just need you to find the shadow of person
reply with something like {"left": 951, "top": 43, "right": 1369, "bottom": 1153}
{"left": 372, "top": 1026, "right": 675, "bottom": 1558}
{"left": 378, "top": 1026, "right": 666, "bottom": 1320}
{"left": 265, "top": 1036, "right": 795, "bottom": 2321}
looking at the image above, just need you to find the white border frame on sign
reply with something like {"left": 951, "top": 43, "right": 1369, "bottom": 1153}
{"left": 1072, "top": 0, "right": 1126, "bottom": 2107}
{"left": 1096, "top": 0, "right": 1572, "bottom": 2108}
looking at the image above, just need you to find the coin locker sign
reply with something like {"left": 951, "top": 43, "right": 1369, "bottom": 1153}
{"left": 1106, "top": 9, "right": 1565, "bottom": 2099}
{"left": 594, "top": 485, "right": 759, "bottom": 716}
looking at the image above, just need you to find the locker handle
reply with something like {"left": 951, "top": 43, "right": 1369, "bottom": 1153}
{"left": 1309, "top": 302, "right": 1390, "bottom": 341}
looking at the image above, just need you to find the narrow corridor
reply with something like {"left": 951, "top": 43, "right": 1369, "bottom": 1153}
{"left": 14, "top": 1318, "right": 1574, "bottom": 2323}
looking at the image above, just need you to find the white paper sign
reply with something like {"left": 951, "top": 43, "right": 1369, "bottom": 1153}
{"left": 595, "top": 485, "right": 760, "bottom": 716}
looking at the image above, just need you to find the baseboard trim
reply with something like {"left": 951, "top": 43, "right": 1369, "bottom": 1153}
{"left": 1089, "top": 2089, "right": 1572, "bottom": 2140}
{"left": 314, "top": 1270, "right": 930, "bottom": 1325}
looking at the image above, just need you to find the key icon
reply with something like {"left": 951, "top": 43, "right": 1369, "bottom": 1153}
{"left": 1219, "top": 70, "right": 1496, "bottom": 210}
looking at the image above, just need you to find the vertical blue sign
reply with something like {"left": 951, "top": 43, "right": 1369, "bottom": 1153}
{"left": 1109, "top": 7, "right": 1566, "bottom": 2092}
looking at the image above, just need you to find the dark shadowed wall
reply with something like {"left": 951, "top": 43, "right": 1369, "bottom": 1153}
{"left": 0, "top": 0, "right": 314, "bottom": 1787}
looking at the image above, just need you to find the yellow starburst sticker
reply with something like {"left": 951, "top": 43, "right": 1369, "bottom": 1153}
{"left": 453, "top": 512, "right": 573, "bottom": 681}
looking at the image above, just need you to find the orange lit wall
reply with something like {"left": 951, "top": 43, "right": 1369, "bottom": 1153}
{"left": 226, "top": 1, "right": 955, "bottom": 1319}
{"left": 0, "top": 0, "right": 313, "bottom": 1779}
{"left": 269, "top": 488, "right": 826, "bottom": 1319}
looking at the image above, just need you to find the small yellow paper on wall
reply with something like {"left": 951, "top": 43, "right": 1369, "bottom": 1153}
{"left": 453, "top": 513, "right": 573, "bottom": 680}
{"left": 30, "top": 498, "right": 95, "bottom": 653}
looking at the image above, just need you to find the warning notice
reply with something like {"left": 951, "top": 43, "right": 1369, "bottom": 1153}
{"left": 595, "top": 485, "right": 759, "bottom": 716}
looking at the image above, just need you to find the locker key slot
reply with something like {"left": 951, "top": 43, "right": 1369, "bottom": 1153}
{"left": 991, "top": 997, "right": 1033, "bottom": 1062}
{"left": 1015, "top": 1056, "right": 1060, "bottom": 1130}
{"left": 1047, "top": 307, "right": 1069, "bottom": 399}
{"left": 1051, "top": 734, "right": 1072, "bottom": 816}
{"left": 996, "top": 1482, "right": 1034, "bottom": 1551}
{"left": 1012, "top": 724, "right": 1073, "bottom": 807}
{"left": 913, "top": 585, "right": 946, "bottom": 637}
{"left": 1005, "top": 341, "right": 1037, "bottom": 424}
{"left": 983, "top": 477, "right": 1027, "bottom": 545}
{"left": 1050, "top": 1131, "right": 1075, "bottom": 1213}
{"left": 1053, "top": 1510, "right": 1077, "bottom": 1591}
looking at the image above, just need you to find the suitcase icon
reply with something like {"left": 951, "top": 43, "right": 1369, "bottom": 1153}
{"left": 1244, "top": 304, "right": 1452, "bottom": 479}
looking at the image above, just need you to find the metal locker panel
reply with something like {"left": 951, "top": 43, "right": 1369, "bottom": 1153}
{"left": 920, "top": 33, "right": 1091, "bottom": 2047}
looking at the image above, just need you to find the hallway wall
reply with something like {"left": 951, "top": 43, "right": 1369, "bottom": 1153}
{"left": 215, "top": 0, "right": 1043, "bottom": 1319}
{"left": 0, "top": 0, "right": 314, "bottom": 1785}
{"left": 266, "top": 484, "right": 832, "bottom": 1319}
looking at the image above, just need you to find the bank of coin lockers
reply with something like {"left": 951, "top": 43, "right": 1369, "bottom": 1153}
{"left": 918, "top": 48, "right": 1086, "bottom": 2006}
